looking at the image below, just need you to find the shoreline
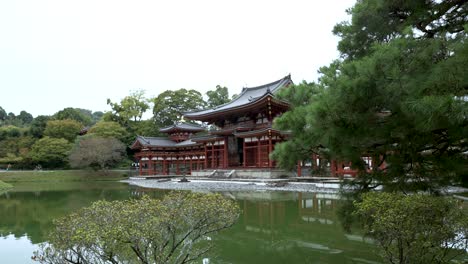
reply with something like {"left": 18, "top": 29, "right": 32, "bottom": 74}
{"left": 122, "top": 178, "right": 468, "bottom": 198}
{"left": 122, "top": 178, "right": 342, "bottom": 193}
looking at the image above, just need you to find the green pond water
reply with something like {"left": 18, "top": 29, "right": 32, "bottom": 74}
{"left": 0, "top": 180, "right": 383, "bottom": 264}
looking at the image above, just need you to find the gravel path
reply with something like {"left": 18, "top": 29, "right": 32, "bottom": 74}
{"left": 122, "top": 179, "right": 340, "bottom": 193}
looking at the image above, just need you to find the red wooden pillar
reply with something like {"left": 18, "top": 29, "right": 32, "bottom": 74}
{"left": 211, "top": 143, "right": 215, "bottom": 169}
{"left": 330, "top": 160, "right": 337, "bottom": 177}
{"left": 297, "top": 160, "right": 302, "bottom": 177}
{"left": 243, "top": 139, "right": 246, "bottom": 168}
{"left": 176, "top": 156, "right": 180, "bottom": 175}
{"left": 138, "top": 157, "right": 142, "bottom": 176}
{"left": 312, "top": 154, "right": 318, "bottom": 170}
{"left": 268, "top": 136, "right": 273, "bottom": 167}
{"left": 257, "top": 137, "right": 261, "bottom": 167}
{"left": 189, "top": 155, "right": 193, "bottom": 175}
{"left": 204, "top": 144, "right": 208, "bottom": 169}
{"left": 163, "top": 157, "right": 167, "bottom": 175}
{"left": 224, "top": 137, "right": 228, "bottom": 169}
{"left": 149, "top": 156, "right": 153, "bottom": 175}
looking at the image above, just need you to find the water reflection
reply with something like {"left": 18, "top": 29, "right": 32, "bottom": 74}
{"left": 212, "top": 192, "right": 381, "bottom": 264}
{"left": 0, "top": 183, "right": 382, "bottom": 264}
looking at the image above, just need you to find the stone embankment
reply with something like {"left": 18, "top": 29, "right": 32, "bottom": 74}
{"left": 122, "top": 178, "right": 342, "bottom": 193}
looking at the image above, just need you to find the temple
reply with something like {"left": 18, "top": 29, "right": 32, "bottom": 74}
{"left": 131, "top": 75, "right": 295, "bottom": 178}
{"left": 130, "top": 122, "right": 207, "bottom": 176}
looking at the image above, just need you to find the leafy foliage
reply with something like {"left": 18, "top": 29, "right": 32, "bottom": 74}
{"left": 44, "top": 119, "right": 82, "bottom": 142}
{"left": 88, "top": 121, "right": 128, "bottom": 143}
{"left": 28, "top": 137, "right": 72, "bottom": 168}
{"left": 272, "top": 81, "right": 324, "bottom": 170}
{"left": 17, "top": 110, "right": 33, "bottom": 125}
{"left": 54, "top": 108, "right": 92, "bottom": 126}
{"left": 0, "top": 106, "right": 6, "bottom": 122}
{"left": 152, "top": 89, "right": 206, "bottom": 127}
{"left": 206, "top": 85, "right": 230, "bottom": 108}
{"left": 272, "top": 0, "right": 468, "bottom": 191}
{"left": 0, "top": 125, "right": 22, "bottom": 140}
{"left": 107, "top": 90, "right": 150, "bottom": 125}
{"left": 0, "top": 136, "right": 36, "bottom": 167}
{"left": 0, "top": 180, "right": 12, "bottom": 191}
{"left": 334, "top": 0, "right": 468, "bottom": 60}
{"left": 69, "top": 136, "right": 126, "bottom": 171}
{"left": 354, "top": 193, "right": 468, "bottom": 264}
{"left": 30, "top": 115, "right": 52, "bottom": 138}
{"left": 33, "top": 192, "right": 240, "bottom": 264}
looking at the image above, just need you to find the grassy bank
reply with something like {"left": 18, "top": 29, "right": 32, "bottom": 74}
{"left": 0, "top": 180, "right": 13, "bottom": 190}
{"left": 0, "top": 170, "right": 128, "bottom": 183}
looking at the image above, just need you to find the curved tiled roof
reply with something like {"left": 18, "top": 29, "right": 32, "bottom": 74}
{"left": 184, "top": 75, "right": 292, "bottom": 119}
{"left": 233, "top": 127, "right": 291, "bottom": 138}
{"left": 131, "top": 136, "right": 200, "bottom": 149}
{"left": 159, "top": 122, "right": 205, "bottom": 133}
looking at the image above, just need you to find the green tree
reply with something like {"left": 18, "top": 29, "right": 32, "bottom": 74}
{"left": 0, "top": 106, "right": 6, "bottom": 123}
{"left": 33, "top": 192, "right": 240, "bottom": 264}
{"left": 54, "top": 107, "right": 92, "bottom": 126}
{"left": 271, "top": 81, "right": 324, "bottom": 170}
{"left": 152, "top": 89, "right": 206, "bottom": 127}
{"left": 206, "top": 85, "right": 230, "bottom": 108}
{"left": 30, "top": 115, "right": 51, "bottom": 138}
{"left": 44, "top": 119, "right": 82, "bottom": 142}
{"left": 0, "top": 125, "right": 22, "bottom": 140}
{"left": 273, "top": 0, "right": 468, "bottom": 191}
{"left": 29, "top": 137, "right": 72, "bottom": 168}
{"left": 88, "top": 121, "right": 128, "bottom": 142}
{"left": 107, "top": 90, "right": 150, "bottom": 125}
{"left": 132, "top": 119, "right": 163, "bottom": 137}
{"left": 17, "top": 110, "right": 33, "bottom": 125}
{"left": 0, "top": 136, "right": 36, "bottom": 164}
{"left": 91, "top": 111, "right": 104, "bottom": 123}
{"left": 4, "top": 112, "right": 24, "bottom": 127}
{"left": 69, "top": 135, "right": 126, "bottom": 171}
{"left": 354, "top": 193, "right": 468, "bottom": 264}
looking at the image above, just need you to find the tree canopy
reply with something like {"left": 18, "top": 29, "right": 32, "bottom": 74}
{"left": 30, "top": 115, "right": 52, "bottom": 138}
{"left": 54, "top": 107, "right": 92, "bottom": 126}
{"left": 0, "top": 107, "right": 6, "bottom": 122}
{"left": 69, "top": 135, "right": 126, "bottom": 171}
{"left": 34, "top": 192, "right": 239, "bottom": 264}
{"left": 88, "top": 121, "right": 128, "bottom": 143}
{"left": 152, "top": 89, "right": 206, "bottom": 127}
{"left": 44, "top": 119, "right": 82, "bottom": 142}
{"left": 206, "top": 85, "right": 230, "bottom": 108}
{"left": 355, "top": 192, "right": 468, "bottom": 264}
{"left": 273, "top": 0, "right": 468, "bottom": 191}
{"left": 107, "top": 90, "right": 150, "bottom": 125}
{"left": 28, "top": 137, "right": 72, "bottom": 168}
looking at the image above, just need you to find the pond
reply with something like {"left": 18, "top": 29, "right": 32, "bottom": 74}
{"left": 0, "top": 180, "right": 383, "bottom": 264}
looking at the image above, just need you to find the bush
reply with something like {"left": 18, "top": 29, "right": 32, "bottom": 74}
{"left": 0, "top": 180, "right": 12, "bottom": 191}
{"left": 33, "top": 192, "right": 240, "bottom": 264}
{"left": 354, "top": 193, "right": 468, "bottom": 264}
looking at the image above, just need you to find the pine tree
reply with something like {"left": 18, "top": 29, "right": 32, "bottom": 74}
{"left": 273, "top": 0, "right": 468, "bottom": 191}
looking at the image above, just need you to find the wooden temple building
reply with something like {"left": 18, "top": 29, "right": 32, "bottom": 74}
{"left": 131, "top": 75, "right": 381, "bottom": 178}
{"left": 131, "top": 75, "right": 295, "bottom": 178}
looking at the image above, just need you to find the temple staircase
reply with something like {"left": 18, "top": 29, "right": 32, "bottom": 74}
{"left": 209, "top": 170, "right": 236, "bottom": 179}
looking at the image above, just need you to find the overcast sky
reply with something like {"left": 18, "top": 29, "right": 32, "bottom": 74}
{"left": 0, "top": 0, "right": 355, "bottom": 117}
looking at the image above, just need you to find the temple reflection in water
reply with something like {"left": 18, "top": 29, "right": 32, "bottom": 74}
{"left": 212, "top": 191, "right": 379, "bottom": 264}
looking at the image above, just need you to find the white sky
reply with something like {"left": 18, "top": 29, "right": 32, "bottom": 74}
{"left": 0, "top": 0, "right": 355, "bottom": 117}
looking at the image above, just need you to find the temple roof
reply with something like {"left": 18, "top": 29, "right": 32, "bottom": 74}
{"left": 130, "top": 136, "right": 200, "bottom": 149}
{"left": 159, "top": 122, "right": 205, "bottom": 133}
{"left": 184, "top": 75, "right": 292, "bottom": 120}
{"left": 233, "top": 127, "right": 291, "bottom": 138}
